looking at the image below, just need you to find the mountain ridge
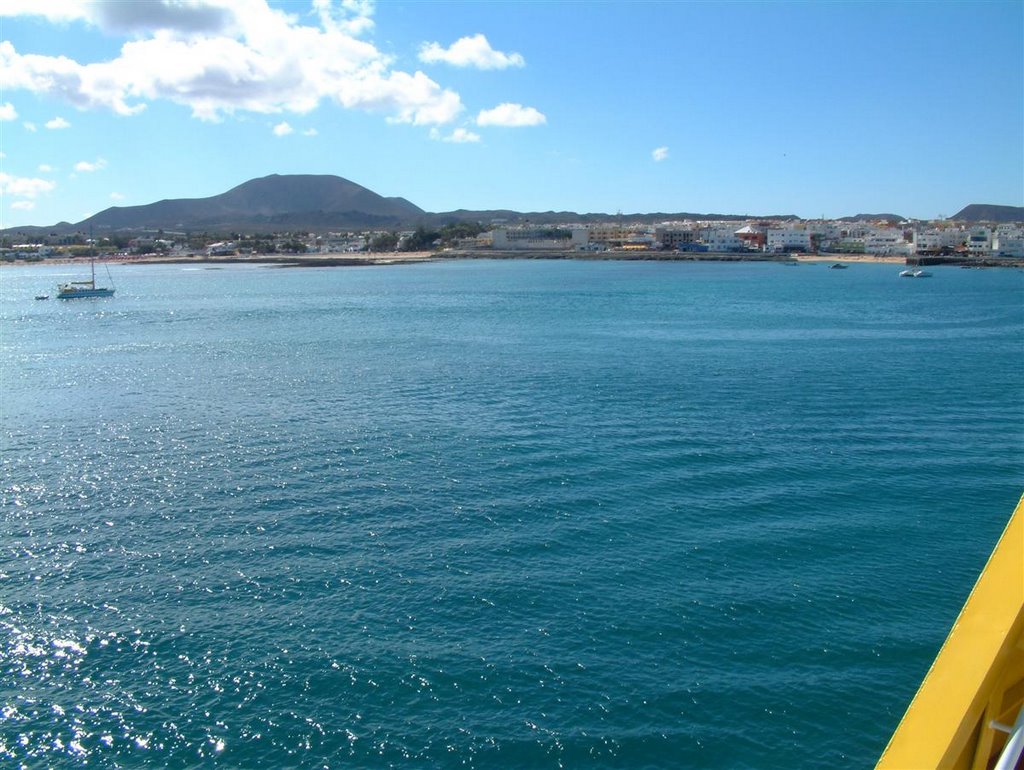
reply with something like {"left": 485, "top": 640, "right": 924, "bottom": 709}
{"left": 949, "top": 204, "right": 1024, "bottom": 224}
{"left": 3, "top": 174, "right": 1021, "bottom": 235}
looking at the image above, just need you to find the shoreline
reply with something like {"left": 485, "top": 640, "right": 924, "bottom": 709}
{"left": 3, "top": 250, "right": 1020, "bottom": 268}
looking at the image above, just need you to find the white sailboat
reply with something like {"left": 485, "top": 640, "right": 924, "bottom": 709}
{"left": 57, "top": 253, "right": 115, "bottom": 299}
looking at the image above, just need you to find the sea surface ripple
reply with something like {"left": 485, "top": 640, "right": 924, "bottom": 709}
{"left": 1, "top": 259, "right": 1022, "bottom": 768}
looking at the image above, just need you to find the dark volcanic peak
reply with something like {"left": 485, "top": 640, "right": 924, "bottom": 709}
{"left": 77, "top": 174, "right": 425, "bottom": 232}
{"left": 214, "top": 174, "right": 423, "bottom": 218}
{"left": 950, "top": 204, "right": 1024, "bottom": 224}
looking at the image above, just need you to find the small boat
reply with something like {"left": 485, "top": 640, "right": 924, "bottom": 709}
{"left": 899, "top": 269, "right": 915, "bottom": 277}
{"left": 913, "top": 269, "right": 932, "bottom": 278}
{"left": 57, "top": 256, "right": 115, "bottom": 299}
{"left": 34, "top": 295, "right": 49, "bottom": 300}
{"left": 876, "top": 495, "right": 1024, "bottom": 770}
{"left": 829, "top": 263, "right": 848, "bottom": 269}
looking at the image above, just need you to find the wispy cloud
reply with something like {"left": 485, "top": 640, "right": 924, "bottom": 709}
{"left": 652, "top": 146, "right": 669, "bottom": 162}
{"left": 110, "top": 192, "right": 125, "bottom": 201}
{"left": 272, "top": 121, "right": 294, "bottom": 136}
{"left": 74, "top": 158, "right": 107, "bottom": 172}
{"left": 0, "top": 102, "right": 16, "bottom": 121}
{"left": 431, "top": 127, "right": 481, "bottom": 143}
{"left": 419, "top": 34, "right": 524, "bottom": 70}
{"left": 45, "top": 116, "right": 71, "bottom": 129}
{"left": 476, "top": 103, "right": 546, "bottom": 127}
{"left": 11, "top": 200, "right": 35, "bottom": 210}
{"left": 302, "top": 128, "right": 318, "bottom": 136}
{"left": 23, "top": 121, "right": 36, "bottom": 132}
{"left": 38, "top": 164, "right": 54, "bottom": 172}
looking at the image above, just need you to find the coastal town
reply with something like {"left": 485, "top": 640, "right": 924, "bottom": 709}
{"left": 4, "top": 216, "right": 1024, "bottom": 265}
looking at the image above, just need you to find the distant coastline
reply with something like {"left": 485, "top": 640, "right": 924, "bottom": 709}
{"left": 6, "top": 250, "right": 1023, "bottom": 270}
{"left": 0, "top": 250, "right": 922, "bottom": 269}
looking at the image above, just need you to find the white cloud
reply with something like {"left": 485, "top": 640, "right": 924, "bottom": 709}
{"left": 444, "top": 127, "right": 481, "bottom": 143}
{"left": 476, "top": 102, "right": 546, "bottom": 127}
{"left": 0, "top": 1, "right": 463, "bottom": 127}
{"left": 313, "top": 0, "right": 375, "bottom": 36}
{"left": 652, "top": 146, "right": 669, "bottom": 162}
{"left": 272, "top": 121, "right": 294, "bottom": 136}
{"left": 345, "top": 70, "right": 462, "bottom": 126}
{"left": 74, "top": 158, "right": 107, "bottom": 172}
{"left": 110, "top": 192, "right": 125, "bottom": 200}
{"left": 23, "top": 121, "right": 36, "bottom": 132}
{"left": 11, "top": 200, "right": 35, "bottom": 210}
{"left": 0, "top": 102, "right": 16, "bottom": 121}
{"left": 38, "top": 164, "right": 54, "bottom": 172}
{"left": 0, "top": 0, "right": 89, "bottom": 23}
{"left": 419, "top": 34, "right": 524, "bottom": 70}
{"left": 431, "top": 126, "right": 481, "bottom": 143}
{"left": 45, "top": 116, "right": 71, "bottom": 129}
{"left": 0, "top": 172, "right": 56, "bottom": 198}
{"left": 302, "top": 127, "right": 318, "bottom": 136}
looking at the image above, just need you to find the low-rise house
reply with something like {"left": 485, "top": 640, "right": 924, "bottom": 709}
{"left": 587, "top": 223, "right": 649, "bottom": 249}
{"left": 491, "top": 226, "right": 588, "bottom": 250}
{"left": 655, "top": 226, "right": 698, "bottom": 250}
{"left": 734, "top": 224, "right": 767, "bottom": 251}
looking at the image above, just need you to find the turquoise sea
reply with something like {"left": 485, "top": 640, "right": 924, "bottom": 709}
{"left": 1, "top": 259, "right": 1022, "bottom": 768}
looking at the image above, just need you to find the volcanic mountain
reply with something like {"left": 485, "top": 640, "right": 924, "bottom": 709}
{"left": 9, "top": 172, "right": 1020, "bottom": 236}
{"left": 76, "top": 174, "right": 425, "bottom": 232}
{"left": 949, "top": 204, "right": 1024, "bottom": 224}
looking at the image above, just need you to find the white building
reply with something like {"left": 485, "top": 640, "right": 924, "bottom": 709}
{"left": 766, "top": 227, "right": 812, "bottom": 253}
{"left": 965, "top": 227, "right": 993, "bottom": 256}
{"left": 913, "top": 227, "right": 966, "bottom": 254}
{"left": 863, "top": 228, "right": 912, "bottom": 256}
{"left": 700, "top": 225, "right": 747, "bottom": 252}
{"left": 993, "top": 226, "right": 1024, "bottom": 258}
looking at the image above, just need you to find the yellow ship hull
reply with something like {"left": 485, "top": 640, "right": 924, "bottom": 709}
{"left": 877, "top": 494, "right": 1024, "bottom": 770}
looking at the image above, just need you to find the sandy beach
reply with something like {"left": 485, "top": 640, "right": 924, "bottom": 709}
{"left": 792, "top": 254, "right": 906, "bottom": 264}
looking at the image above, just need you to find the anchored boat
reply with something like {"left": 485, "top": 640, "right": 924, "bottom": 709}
{"left": 57, "top": 256, "right": 115, "bottom": 299}
{"left": 876, "top": 494, "right": 1024, "bottom": 770}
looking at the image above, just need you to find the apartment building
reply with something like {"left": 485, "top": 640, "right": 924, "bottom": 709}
{"left": 766, "top": 226, "right": 812, "bottom": 253}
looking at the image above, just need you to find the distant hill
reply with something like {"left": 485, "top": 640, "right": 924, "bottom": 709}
{"left": 5, "top": 173, "right": 1019, "bottom": 236}
{"left": 949, "top": 204, "right": 1024, "bottom": 223}
{"left": 837, "top": 213, "right": 906, "bottom": 224}
{"left": 423, "top": 210, "right": 799, "bottom": 226}
{"left": 76, "top": 174, "right": 425, "bottom": 233}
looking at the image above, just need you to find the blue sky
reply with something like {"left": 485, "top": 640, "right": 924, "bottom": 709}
{"left": 1, "top": 0, "right": 1022, "bottom": 228}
